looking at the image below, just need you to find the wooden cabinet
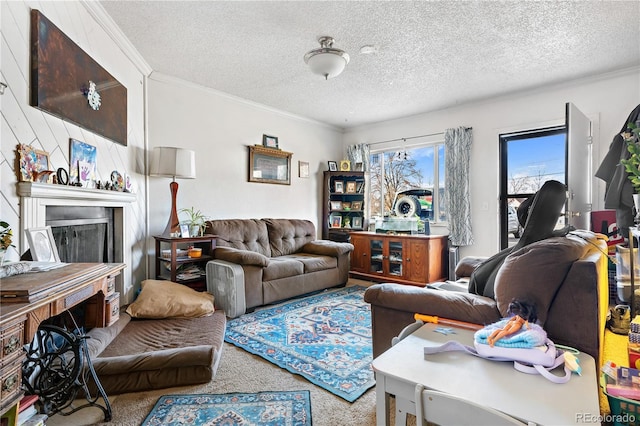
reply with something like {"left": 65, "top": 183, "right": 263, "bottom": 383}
{"left": 349, "top": 232, "right": 448, "bottom": 286}
{"left": 322, "top": 171, "right": 366, "bottom": 241}
{"left": 154, "top": 235, "right": 216, "bottom": 291}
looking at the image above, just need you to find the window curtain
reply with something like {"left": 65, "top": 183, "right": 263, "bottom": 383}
{"left": 445, "top": 127, "right": 473, "bottom": 246}
{"left": 346, "top": 144, "right": 370, "bottom": 171}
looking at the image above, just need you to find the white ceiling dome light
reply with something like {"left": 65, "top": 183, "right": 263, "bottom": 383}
{"left": 304, "top": 36, "right": 350, "bottom": 80}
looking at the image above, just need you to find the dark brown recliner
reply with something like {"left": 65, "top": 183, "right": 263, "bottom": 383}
{"left": 364, "top": 181, "right": 609, "bottom": 364}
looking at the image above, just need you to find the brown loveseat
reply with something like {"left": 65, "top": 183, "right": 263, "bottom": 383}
{"left": 205, "top": 218, "right": 353, "bottom": 317}
{"left": 364, "top": 231, "right": 609, "bottom": 365}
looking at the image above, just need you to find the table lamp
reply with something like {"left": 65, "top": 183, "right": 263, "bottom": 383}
{"left": 149, "top": 147, "right": 196, "bottom": 237}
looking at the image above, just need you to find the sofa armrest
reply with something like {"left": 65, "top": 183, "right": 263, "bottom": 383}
{"left": 214, "top": 247, "right": 270, "bottom": 267}
{"left": 364, "top": 283, "right": 500, "bottom": 324}
{"left": 455, "top": 256, "right": 487, "bottom": 278}
{"left": 301, "top": 240, "right": 354, "bottom": 257}
{"left": 364, "top": 283, "right": 500, "bottom": 358}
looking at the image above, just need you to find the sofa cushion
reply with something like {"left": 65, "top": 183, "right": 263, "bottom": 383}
{"left": 125, "top": 279, "right": 215, "bottom": 319}
{"left": 284, "top": 253, "right": 337, "bottom": 273}
{"left": 87, "top": 311, "right": 226, "bottom": 395}
{"left": 263, "top": 218, "right": 316, "bottom": 256}
{"left": 262, "top": 257, "right": 304, "bottom": 281}
{"left": 494, "top": 232, "right": 592, "bottom": 325}
{"left": 206, "top": 219, "right": 272, "bottom": 257}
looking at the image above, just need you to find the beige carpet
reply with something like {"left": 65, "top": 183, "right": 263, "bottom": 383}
{"left": 48, "top": 279, "right": 411, "bottom": 426}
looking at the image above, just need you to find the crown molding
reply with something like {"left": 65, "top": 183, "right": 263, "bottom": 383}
{"left": 80, "top": 1, "right": 153, "bottom": 76}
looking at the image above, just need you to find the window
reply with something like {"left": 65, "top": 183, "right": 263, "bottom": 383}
{"left": 499, "top": 126, "right": 567, "bottom": 248}
{"left": 369, "top": 142, "right": 446, "bottom": 224}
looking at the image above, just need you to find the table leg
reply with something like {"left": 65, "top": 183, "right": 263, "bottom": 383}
{"left": 375, "top": 372, "right": 391, "bottom": 426}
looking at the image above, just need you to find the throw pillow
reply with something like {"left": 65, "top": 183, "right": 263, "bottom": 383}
{"left": 126, "top": 279, "right": 214, "bottom": 319}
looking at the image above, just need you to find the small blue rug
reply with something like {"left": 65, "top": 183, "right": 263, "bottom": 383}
{"left": 142, "top": 391, "right": 312, "bottom": 426}
{"left": 225, "top": 286, "right": 374, "bottom": 402}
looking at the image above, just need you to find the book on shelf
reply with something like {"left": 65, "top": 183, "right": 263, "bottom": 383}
{"left": 17, "top": 405, "right": 38, "bottom": 426}
{"left": 20, "top": 414, "right": 47, "bottom": 426}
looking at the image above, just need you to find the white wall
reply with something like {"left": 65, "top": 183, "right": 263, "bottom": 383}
{"left": 0, "top": 1, "right": 147, "bottom": 300}
{"left": 344, "top": 68, "right": 640, "bottom": 258}
{"left": 146, "top": 74, "right": 345, "bottom": 236}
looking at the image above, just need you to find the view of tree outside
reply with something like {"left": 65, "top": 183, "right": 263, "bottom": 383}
{"left": 369, "top": 143, "right": 445, "bottom": 222}
{"left": 501, "top": 129, "right": 567, "bottom": 247}
{"left": 506, "top": 133, "right": 565, "bottom": 198}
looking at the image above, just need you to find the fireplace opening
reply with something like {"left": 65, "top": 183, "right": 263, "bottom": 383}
{"left": 46, "top": 207, "right": 114, "bottom": 263}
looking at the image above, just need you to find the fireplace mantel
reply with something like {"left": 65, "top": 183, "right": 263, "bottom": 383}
{"left": 17, "top": 182, "right": 137, "bottom": 203}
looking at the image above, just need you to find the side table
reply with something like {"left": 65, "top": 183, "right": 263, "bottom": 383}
{"left": 154, "top": 235, "right": 216, "bottom": 291}
{"left": 371, "top": 323, "right": 601, "bottom": 425}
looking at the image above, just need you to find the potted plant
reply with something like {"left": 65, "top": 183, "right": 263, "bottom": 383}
{"left": 179, "top": 207, "right": 207, "bottom": 237}
{"left": 620, "top": 121, "right": 640, "bottom": 212}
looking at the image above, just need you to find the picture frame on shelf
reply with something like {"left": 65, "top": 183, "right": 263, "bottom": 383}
{"left": 346, "top": 181, "right": 357, "bottom": 193}
{"left": 18, "top": 144, "right": 51, "bottom": 182}
{"left": 342, "top": 201, "right": 351, "bottom": 210}
{"left": 355, "top": 162, "right": 364, "bottom": 171}
{"left": 352, "top": 201, "right": 362, "bottom": 210}
{"left": 70, "top": 138, "right": 97, "bottom": 188}
{"left": 262, "top": 134, "right": 279, "bottom": 149}
{"left": 340, "top": 160, "right": 351, "bottom": 171}
{"left": 331, "top": 215, "right": 342, "bottom": 228}
{"left": 25, "top": 226, "right": 60, "bottom": 262}
{"left": 330, "top": 200, "right": 342, "bottom": 210}
{"left": 180, "top": 223, "right": 190, "bottom": 238}
{"left": 334, "top": 181, "right": 344, "bottom": 193}
{"left": 328, "top": 161, "right": 338, "bottom": 171}
{"left": 352, "top": 216, "right": 362, "bottom": 229}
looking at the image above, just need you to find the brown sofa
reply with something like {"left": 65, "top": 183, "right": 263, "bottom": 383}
{"left": 364, "top": 231, "right": 609, "bottom": 365}
{"left": 84, "top": 310, "right": 227, "bottom": 395}
{"left": 205, "top": 218, "right": 353, "bottom": 317}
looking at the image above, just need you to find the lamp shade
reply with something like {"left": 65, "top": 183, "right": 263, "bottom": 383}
{"left": 149, "top": 147, "right": 196, "bottom": 179}
{"left": 304, "top": 36, "right": 350, "bottom": 80}
{"left": 306, "top": 53, "right": 349, "bottom": 79}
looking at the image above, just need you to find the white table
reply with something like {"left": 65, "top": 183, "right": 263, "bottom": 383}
{"left": 371, "top": 323, "right": 601, "bottom": 425}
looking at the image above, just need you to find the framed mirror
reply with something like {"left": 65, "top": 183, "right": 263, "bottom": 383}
{"left": 248, "top": 146, "right": 292, "bottom": 185}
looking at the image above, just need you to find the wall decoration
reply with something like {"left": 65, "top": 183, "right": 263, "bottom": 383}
{"left": 298, "top": 161, "right": 310, "bottom": 178}
{"left": 25, "top": 226, "right": 60, "bottom": 262}
{"left": 248, "top": 145, "right": 292, "bottom": 185}
{"left": 262, "top": 134, "right": 279, "bottom": 149}
{"left": 18, "top": 144, "right": 51, "bottom": 182}
{"left": 70, "top": 139, "right": 97, "bottom": 187}
{"left": 352, "top": 216, "right": 362, "bottom": 229}
{"left": 30, "top": 10, "right": 128, "bottom": 146}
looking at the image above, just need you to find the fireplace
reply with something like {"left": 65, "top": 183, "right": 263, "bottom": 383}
{"left": 46, "top": 206, "right": 114, "bottom": 263}
{"left": 18, "top": 182, "right": 136, "bottom": 299}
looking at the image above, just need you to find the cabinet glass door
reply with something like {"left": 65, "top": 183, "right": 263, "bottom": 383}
{"left": 388, "top": 241, "right": 403, "bottom": 277}
{"left": 369, "top": 239, "right": 384, "bottom": 274}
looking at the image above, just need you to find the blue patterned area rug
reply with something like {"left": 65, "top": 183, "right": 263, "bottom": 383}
{"left": 225, "top": 285, "right": 374, "bottom": 402}
{"left": 141, "top": 391, "right": 312, "bottom": 426}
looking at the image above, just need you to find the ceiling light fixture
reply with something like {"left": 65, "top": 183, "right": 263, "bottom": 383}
{"left": 304, "top": 36, "right": 350, "bottom": 80}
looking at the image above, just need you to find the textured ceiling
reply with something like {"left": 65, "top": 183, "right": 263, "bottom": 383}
{"left": 99, "top": 1, "right": 640, "bottom": 129}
